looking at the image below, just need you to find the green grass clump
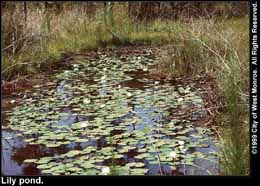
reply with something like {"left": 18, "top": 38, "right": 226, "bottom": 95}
{"left": 156, "top": 16, "right": 249, "bottom": 175}
{"left": 3, "top": 8, "right": 185, "bottom": 80}
{"left": 217, "top": 68, "right": 249, "bottom": 175}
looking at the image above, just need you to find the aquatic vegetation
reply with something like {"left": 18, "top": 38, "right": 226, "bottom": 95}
{"left": 5, "top": 52, "right": 218, "bottom": 175}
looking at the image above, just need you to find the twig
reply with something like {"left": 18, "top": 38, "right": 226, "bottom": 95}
{"left": 2, "top": 61, "right": 35, "bottom": 74}
{"left": 194, "top": 38, "right": 231, "bottom": 73}
{"left": 187, "top": 163, "right": 213, "bottom": 175}
{"left": 152, "top": 143, "right": 163, "bottom": 175}
{"left": 171, "top": 103, "right": 248, "bottom": 120}
{"left": 148, "top": 123, "right": 163, "bottom": 175}
{"left": 2, "top": 34, "right": 32, "bottom": 51}
{"left": 202, "top": 117, "right": 214, "bottom": 126}
{"left": 171, "top": 106, "right": 204, "bottom": 119}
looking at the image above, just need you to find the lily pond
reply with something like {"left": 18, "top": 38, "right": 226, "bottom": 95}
{"left": 2, "top": 49, "right": 220, "bottom": 175}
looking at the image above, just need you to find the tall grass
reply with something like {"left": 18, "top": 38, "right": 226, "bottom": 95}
{"left": 216, "top": 47, "right": 249, "bottom": 175}
{"left": 2, "top": 5, "right": 177, "bottom": 80}
{"left": 217, "top": 71, "right": 249, "bottom": 175}
{"left": 2, "top": 3, "right": 248, "bottom": 80}
{"left": 157, "top": 16, "right": 249, "bottom": 175}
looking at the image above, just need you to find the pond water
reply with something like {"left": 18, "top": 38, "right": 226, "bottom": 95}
{"left": 2, "top": 50, "right": 220, "bottom": 175}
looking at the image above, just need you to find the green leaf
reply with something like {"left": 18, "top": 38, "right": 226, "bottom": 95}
{"left": 24, "top": 159, "right": 38, "bottom": 163}
{"left": 130, "top": 168, "right": 148, "bottom": 175}
{"left": 71, "top": 121, "right": 89, "bottom": 129}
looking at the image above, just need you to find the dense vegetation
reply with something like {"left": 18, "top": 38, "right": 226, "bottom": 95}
{"left": 2, "top": 2, "right": 249, "bottom": 175}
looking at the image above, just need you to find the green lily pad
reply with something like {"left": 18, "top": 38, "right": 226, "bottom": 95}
{"left": 46, "top": 143, "right": 61, "bottom": 148}
{"left": 24, "top": 159, "right": 38, "bottom": 163}
{"left": 71, "top": 121, "right": 89, "bottom": 129}
{"left": 130, "top": 168, "right": 149, "bottom": 175}
{"left": 126, "top": 162, "right": 145, "bottom": 168}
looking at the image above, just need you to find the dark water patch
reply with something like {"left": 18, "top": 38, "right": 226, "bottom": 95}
{"left": 120, "top": 79, "right": 147, "bottom": 90}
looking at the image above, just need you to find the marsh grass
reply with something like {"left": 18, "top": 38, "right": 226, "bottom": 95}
{"left": 216, "top": 58, "right": 249, "bottom": 175}
{"left": 2, "top": 6, "right": 184, "bottom": 80}
{"left": 157, "top": 16, "right": 249, "bottom": 175}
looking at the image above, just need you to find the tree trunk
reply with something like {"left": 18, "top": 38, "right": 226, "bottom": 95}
{"left": 8, "top": 2, "right": 16, "bottom": 54}
{"left": 44, "top": 2, "right": 50, "bottom": 33}
{"left": 103, "top": 2, "right": 107, "bottom": 26}
{"left": 23, "top": 2, "right": 27, "bottom": 29}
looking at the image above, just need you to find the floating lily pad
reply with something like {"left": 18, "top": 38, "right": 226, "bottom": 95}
{"left": 24, "top": 159, "right": 38, "bottom": 163}
{"left": 130, "top": 168, "right": 149, "bottom": 175}
{"left": 5, "top": 52, "right": 218, "bottom": 176}
{"left": 71, "top": 121, "right": 88, "bottom": 129}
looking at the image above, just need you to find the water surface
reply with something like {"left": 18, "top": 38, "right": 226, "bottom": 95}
{"left": 2, "top": 52, "right": 219, "bottom": 175}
